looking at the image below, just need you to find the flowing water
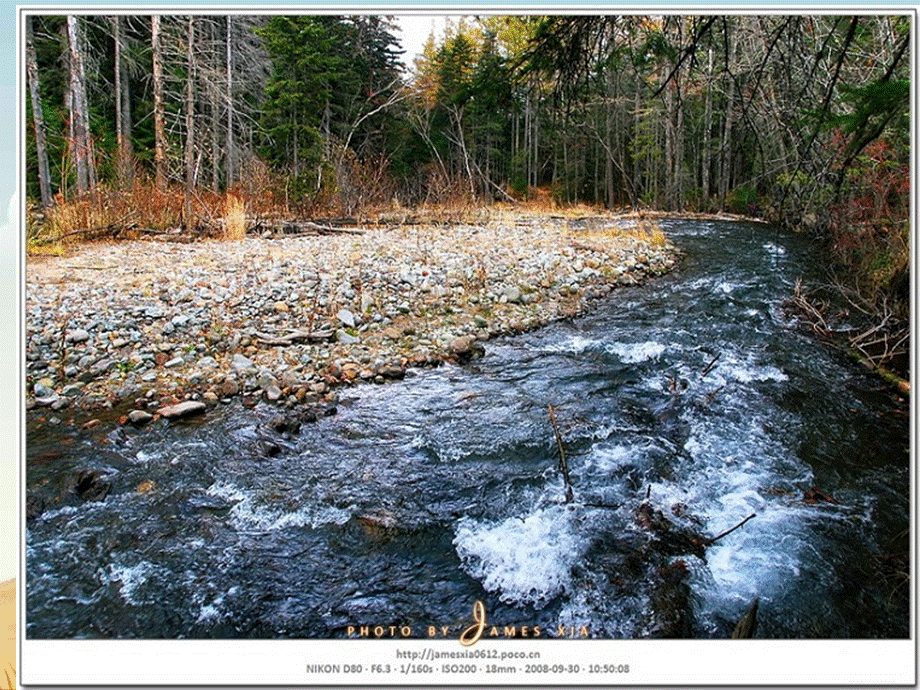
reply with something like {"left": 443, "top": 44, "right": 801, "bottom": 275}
{"left": 26, "top": 218, "right": 910, "bottom": 639}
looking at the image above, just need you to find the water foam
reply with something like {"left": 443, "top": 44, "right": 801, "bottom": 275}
{"left": 581, "top": 443, "right": 635, "bottom": 474}
{"left": 454, "top": 505, "right": 583, "bottom": 607}
{"left": 703, "top": 351, "right": 789, "bottom": 385}
{"left": 544, "top": 335, "right": 600, "bottom": 355}
{"left": 195, "top": 586, "right": 238, "bottom": 623}
{"left": 101, "top": 561, "right": 161, "bottom": 604}
{"left": 544, "top": 336, "right": 668, "bottom": 364}
{"left": 605, "top": 340, "right": 667, "bottom": 363}
{"left": 207, "top": 481, "right": 352, "bottom": 531}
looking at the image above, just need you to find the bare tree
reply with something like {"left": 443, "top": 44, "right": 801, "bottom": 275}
{"left": 184, "top": 16, "right": 196, "bottom": 229}
{"left": 25, "top": 16, "right": 53, "bottom": 208}
{"left": 151, "top": 15, "right": 167, "bottom": 191}
{"left": 66, "top": 15, "right": 96, "bottom": 195}
{"left": 112, "top": 16, "right": 134, "bottom": 190}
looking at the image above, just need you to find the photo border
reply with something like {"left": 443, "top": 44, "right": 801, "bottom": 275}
{"left": 15, "top": 3, "right": 918, "bottom": 687}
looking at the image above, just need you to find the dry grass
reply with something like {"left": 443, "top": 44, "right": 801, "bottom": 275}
{"left": 634, "top": 218, "right": 668, "bottom": 247}
{"left": 223, "top": 194, "right": 248, "bottom": 240}
{"left": 574, "top": 216, "right": 668, "bottom": 251}
{"left": 37, "top": 182, "right": 188, "bottom": 246}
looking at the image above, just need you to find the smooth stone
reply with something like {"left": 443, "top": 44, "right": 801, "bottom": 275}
{"left": 67, "top": 329, "right": 90, "bottom": 343}
{"left": 337, "top": 309, "right": 356, "bottom": 328}
{"left": 220, "top": 379, "right": 240, "bottom": 396}
{"left": 231, "top": 353, "right": 255, "bottom": 371}
{"left": 90, "top": 358, "right": 114, "bottom": 375}
{"left": 336, "top": 329, "right": 359, "bottom": 345}
{"left": 503, "top": 286, "right": 523, "bottom": 304}
{"left": 127, "top": 410, "right": 154, "bottom": 425}
{"left": 157, "top": 400, "right": 207, "bottom": 419}
{"left": 449, "top": 335, "right": 476, "bottom": 355}
{"left": 33, "top": 381, "right": 56, "bottom": 398}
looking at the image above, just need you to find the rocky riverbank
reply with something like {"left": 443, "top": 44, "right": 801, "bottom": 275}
{"left": 26, "top": 212, "right": 678, "bottom": 425}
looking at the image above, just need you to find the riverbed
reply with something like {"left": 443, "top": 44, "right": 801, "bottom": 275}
{"left": 26, "top": 217, "right": 910, "bottom": 639}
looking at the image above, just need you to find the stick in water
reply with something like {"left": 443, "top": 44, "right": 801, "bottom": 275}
{"left": 701, "top": 352, "right": 721, "bottom": 377}
{"left": 548, "top": 405, "right": 574, "bottom": 503}
{"left": 706, "top": 513, "right": 756, "bottom": 545}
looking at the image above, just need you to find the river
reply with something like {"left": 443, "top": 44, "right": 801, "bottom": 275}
{"left": 26, "top": 218, "right": 910, "bottom": 639}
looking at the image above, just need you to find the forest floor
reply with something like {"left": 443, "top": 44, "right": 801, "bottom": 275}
{"left": 25, "top": 207, "right": 682, "bottom": 426}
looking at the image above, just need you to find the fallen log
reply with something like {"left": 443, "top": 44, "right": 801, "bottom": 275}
{"left": 253, "top": 328, "right": 334, "bottom": 346}
{"left": 270, "top": 221, "right": 365, "bottom": 236}
{"left": 846, "top": 348, "right": 910, "bottom": 397}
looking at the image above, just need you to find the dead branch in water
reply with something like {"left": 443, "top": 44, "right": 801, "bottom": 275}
{"left": 701, "top": 353, "right": 721, "bottom": 377}
{"left": 548, "top": 404, "right": 574, "bottom": 503}
{"left": 705, "top": 513, "right": 756, "bottom": 545}
{"left": 581, "top": 500, "right": 622, "bottom": 510}
{"left": 788, "top": 280, "right": 909, "bottom": 397}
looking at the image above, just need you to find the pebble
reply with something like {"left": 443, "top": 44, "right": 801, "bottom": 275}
{"left": 336, "top": 329, "right": 360, "bottom": 345}
{"left": 231, "top": 354, "right": 255, "bottom": 372}
{"left": 337, "top": 309, "right": 356, "bottom": 328}
{"left": 25, "top": 213, "right": 678, "bottom": 415}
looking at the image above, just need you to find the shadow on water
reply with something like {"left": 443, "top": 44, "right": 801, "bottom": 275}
{"left": 26, "top": 218, "right": 910, "bottom": 639}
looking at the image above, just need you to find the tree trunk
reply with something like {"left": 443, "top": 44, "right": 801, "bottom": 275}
{"left": 112, "top": 16, "right": 134, "bottom": 191}
{"left": 184, "top": 16, "right": 196, "bottom": 229}
{"left": 25, "top": 17, "right": 53, "bottom": 208}
{"left": 718, "top": 24, "right": 736, "bottom": 210}
{"left": 605, "top": 67, "right": 615, "bottom": 208}
{"left": 225, "top": 16, "right": 235, "bottom": 189}
{"left": 66, "top": 16, "right": 95, "bottom": 195}
{"left": 152, "top": 15, "right": 167, "bottom": 191}
{"left": 672, "top": 81, "right": 685, "bottom": 210}
{"left": 701, "top": 44, "right": 713, "bottom": 204}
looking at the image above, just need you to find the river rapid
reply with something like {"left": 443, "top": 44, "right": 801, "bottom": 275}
{"left": 26, "top": 218, "right": 910, "bottom": 639}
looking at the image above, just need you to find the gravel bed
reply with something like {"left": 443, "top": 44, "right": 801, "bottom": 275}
{"left": 25, "top": 214, "right": 679, "bottom": 423}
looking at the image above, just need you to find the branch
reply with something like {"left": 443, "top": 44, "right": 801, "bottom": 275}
{"left": 701, "top": 353, "right": 721, "bottom": 377}
{"left": 339, "top": 78, "right": 408, "bottom": 168}
{"left": 548, "top": 404, "right": 574, "bottom": 503}
{"left": 705, "top": 513, "right": 756, "bottom": 545}
{"left": 253, "top": 328, "right": 334, "bottom": 346}
{"left": 649, "top": 17, "right": 717, "bottom": 100}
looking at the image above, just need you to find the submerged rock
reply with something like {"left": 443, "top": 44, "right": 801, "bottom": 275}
{"left": 74, "top": 469, "right": 112, "bottom": 502}
{"left": 26, "top": 493, "right": 45, "bottom": 522}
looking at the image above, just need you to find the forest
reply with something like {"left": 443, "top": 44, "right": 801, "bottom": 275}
{"left": 24, "top": 14, "right": 910, "bottom": 368}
